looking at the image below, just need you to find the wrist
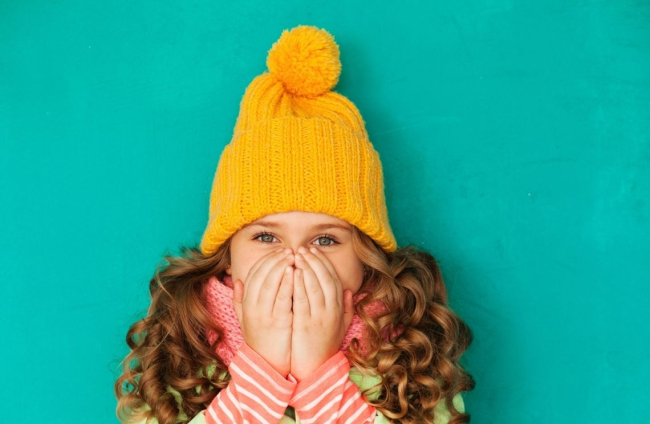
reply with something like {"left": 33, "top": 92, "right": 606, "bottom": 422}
{"left": 245, "top": 344, "right": 290, "bottom": 379}
{"left": 291, "top": 349, "right": 345, "bottom": 382}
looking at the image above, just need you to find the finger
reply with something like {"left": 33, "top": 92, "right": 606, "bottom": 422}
{"left": 243, "top": 247, "right": 285, "bottom": 296}
{"left": 295, "top": 252, "right": 325, "bottom": 310}
{"left": 247, "top": 247, "right": 286, "bottom": 280}
{"left": 292, "top": 267, "right": 310, "bottom": 318}
{"left": 306, "top": 247, "right": 338, "bottom": 277}
{"left": 342, "top": 289, "right": 355, "bottom": 331}
{"left": 246, "top": 249, "right": 293, "bottom": 303}
{"left": 299, "top": 248, "right": 340, "bottom": 309}
{"left": 242, "top": 248, "right": 284, "bottom": 302}
{"left": 232, "top": 278, "right": 244, "bottom": 327}
{"left": 306, "top": 247, "right": 342, "bottom": 303}
{"left": 273, "top": 264, "right": 294, "bottom": 316}
{"left": 257, "top": 255, "right": 296, "bottom": 316}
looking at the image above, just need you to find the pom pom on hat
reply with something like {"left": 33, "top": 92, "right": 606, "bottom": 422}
{"left": 266, "top": 25, "right": 341, "bottom": 98}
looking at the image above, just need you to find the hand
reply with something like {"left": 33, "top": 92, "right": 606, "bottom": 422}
{"left": 232, "top": 247, "right": 295, "bottom": 378}
{"left": 291, "top": 246, "right": 354, "bottom": 381}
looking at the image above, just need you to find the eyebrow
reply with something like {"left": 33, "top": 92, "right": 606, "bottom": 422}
{"left": 245, "top": 220, "right": 351, "bottom": 232}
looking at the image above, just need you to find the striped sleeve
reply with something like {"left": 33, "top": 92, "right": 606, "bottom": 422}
{"left": 204, "top": 342, "right": 297, "bottom": 424}
{"left": 289, "top": 352, "right": 376, "bottom": 424}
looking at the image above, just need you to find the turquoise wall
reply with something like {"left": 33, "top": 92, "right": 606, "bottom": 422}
{"left": 1, "top": 1, "right": 648, "bottom": 422}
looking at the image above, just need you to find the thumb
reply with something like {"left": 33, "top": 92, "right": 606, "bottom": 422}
{"left": 232, "top": 279, "right": 244, "bottom": 326}
{"left": 342, "top": 289, "right": 354, "bottom": 330}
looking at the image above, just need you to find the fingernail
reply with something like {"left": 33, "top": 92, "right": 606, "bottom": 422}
{"left": 296, "top": 253, "right": 303, "bottom": 261}
{"left": 309, "top": 247, "right": 317, "bottom": 254}
{"left": 284, "top": 248, "right": 292, "bottom": 254}
{"left": 298, "top": 246, "right": 307, "bottom": 254}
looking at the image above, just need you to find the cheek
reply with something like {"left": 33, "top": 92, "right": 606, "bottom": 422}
{"left": 237, "top": 259, "right": 259, "bottom": 280}
{"left": 229, "top": 249, "right": 265, "bottom": 282}
{"left": 333, "top": 259, "right": 365, "bottom": 294}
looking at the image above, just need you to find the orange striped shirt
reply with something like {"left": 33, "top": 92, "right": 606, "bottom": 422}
{"left": 205, "top": 342, "right": 376, "bottom": 424}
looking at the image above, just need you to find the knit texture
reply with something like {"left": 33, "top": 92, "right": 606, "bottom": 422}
{"left": 203, "top": 274, "right": 392, "bottom": 366}
{"left": 199, "top": 25, "right": 397, "bottom": 256}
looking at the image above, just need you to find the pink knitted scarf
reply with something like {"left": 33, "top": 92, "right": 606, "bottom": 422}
{"left": 203, "top": 274, "right": 391, "bottom": 366}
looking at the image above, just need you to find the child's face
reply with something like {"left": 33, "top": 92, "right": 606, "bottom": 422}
{"left": 226, "top": 211, "right": 365, "bottom": 295}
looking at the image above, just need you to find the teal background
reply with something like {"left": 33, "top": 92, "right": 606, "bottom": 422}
{"left": 1, "top": 1, "right": 649, "bottom": 423}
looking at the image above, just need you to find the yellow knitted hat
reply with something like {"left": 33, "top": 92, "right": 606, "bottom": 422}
{"left": 199, "top": 25, "right": 397, "bottom": 256}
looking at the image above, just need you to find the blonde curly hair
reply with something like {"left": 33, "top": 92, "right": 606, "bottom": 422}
{"left": 114, "top": 226, "right": 475, "bottom": 424}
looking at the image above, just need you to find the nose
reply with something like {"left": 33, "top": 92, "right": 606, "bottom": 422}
{"left": 283, "top": 244, "right": 308, "bottom": 254}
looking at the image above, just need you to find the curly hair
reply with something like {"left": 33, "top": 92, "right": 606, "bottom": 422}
{"left": 114, "top": 227, "right": 475, "bottom": 424}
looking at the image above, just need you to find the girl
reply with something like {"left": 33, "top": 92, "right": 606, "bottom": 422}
{"left": 115, "top": 25, "right": 475, "bottom": 424}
